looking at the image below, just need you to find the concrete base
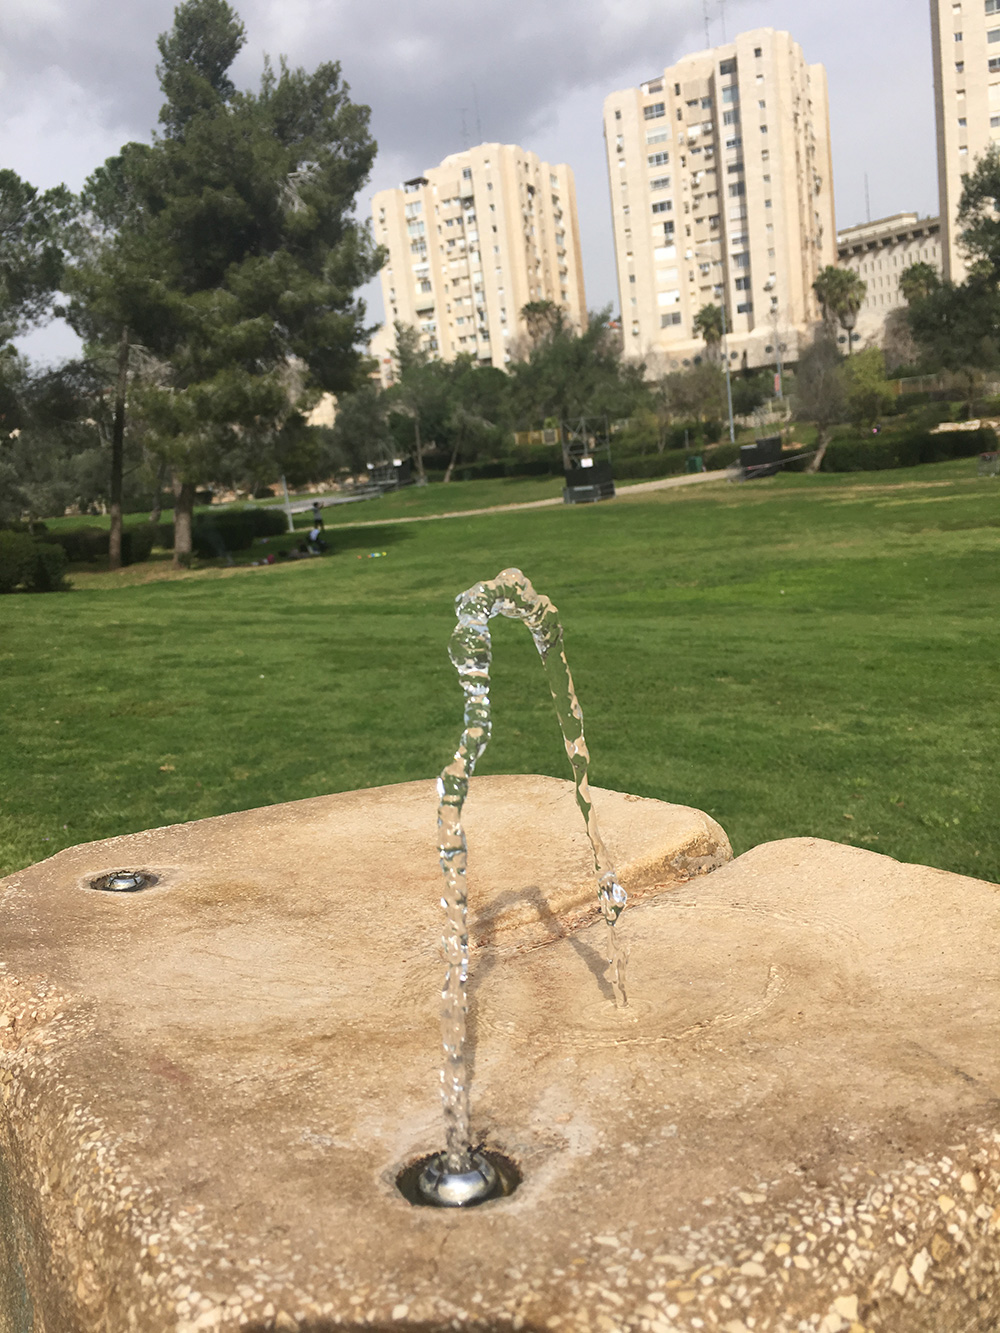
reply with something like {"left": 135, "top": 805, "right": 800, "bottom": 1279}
{"left": 1, "top": 777, "right": 999, "bottom": 1333}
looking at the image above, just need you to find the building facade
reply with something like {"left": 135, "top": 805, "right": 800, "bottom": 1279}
{"left": 370, "top": 143, "right": 586, "bottom": 375}
{"left": 603, "top": 28, "right": 836, "bottom": 372}
{"left": 930, "top": 0, "right": 1000, "bottom": 281}
{"left": 837, "top": 213, "right": 942, "bottom": 342}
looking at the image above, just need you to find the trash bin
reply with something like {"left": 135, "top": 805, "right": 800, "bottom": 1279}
{"left": 685, "top": 454, "right": 704, "bottom": 474}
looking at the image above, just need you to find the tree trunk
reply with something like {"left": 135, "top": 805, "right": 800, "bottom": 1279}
{"left": 108, "top": 325, "right": 129, "bottom": 571}
{"left": 413, "top": 418, "right": 427, "bottom": 484}
{"left": 443, "top": 439, "right": 461, "bottom": 483}
{"left": 172, "top": 478, "right": 196, "bottom": 568}
{"left": 149, "top": 459, "right": 167, "bottom": 524}
{"left": 805, "top": 425, "right": 831, "bottom": 474}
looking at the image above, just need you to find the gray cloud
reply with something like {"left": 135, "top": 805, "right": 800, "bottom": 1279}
{"left": 2, "top": 0, "right": 940, "bottom": 354}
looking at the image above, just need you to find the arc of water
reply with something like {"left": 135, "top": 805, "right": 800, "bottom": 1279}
{"left": 436, "top": 567, "right": 628, "bottom": 1174}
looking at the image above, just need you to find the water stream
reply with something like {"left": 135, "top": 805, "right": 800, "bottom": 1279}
{"left": 435, "top": 568, "right": 628, "bottom": 1175}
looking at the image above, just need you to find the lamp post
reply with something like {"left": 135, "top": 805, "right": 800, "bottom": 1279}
{"left": 694, "top": 247, "right": 736, "bottom": 444}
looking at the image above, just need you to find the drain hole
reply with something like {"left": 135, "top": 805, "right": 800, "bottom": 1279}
{"left": 89, "top": 870, "right": 158, "bottom": 893}
{"left": 396, "top": 1148, "right": 521, "bottom": 1208}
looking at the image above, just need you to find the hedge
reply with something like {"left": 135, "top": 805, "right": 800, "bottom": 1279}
{"left": 46, "top": 524, "right": 157, "bottom": 566}
{"left": 190, "top": 505, "right": 287, "bottom": 557}
{"left": 0, "top": 532, "right": 68, "bottom": 593}
{"left": 821, "top": 426, "right": 997, "bottom": 473}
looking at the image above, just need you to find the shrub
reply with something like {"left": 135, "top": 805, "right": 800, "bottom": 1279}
{"left": 820, "top": 426, "right": 996, "bottom": 472}
{"left": 0, "top": 532, "right": 68, "bottom": 593}
{"left": 46, "top": 523, "right": 157, "bottom": 566}
{"left": 190, "top": 505, "right": 287, "bottom": 557}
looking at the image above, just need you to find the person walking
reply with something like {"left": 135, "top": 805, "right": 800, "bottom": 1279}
{"left": 311, "top": 500, "right": 325, "bottom": 529}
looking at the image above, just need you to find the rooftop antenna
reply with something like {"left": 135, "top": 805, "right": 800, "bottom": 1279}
{"left": 460, "top": 107, "right": 469, "bottom": 150}
{"left": 865, "top": 172, "right": 872, "bottom": 223}
{"left": 718, "top": 0, "right": 728, "bottom": 43}
{"left": 472, "top": 84, "right": 483, "bottom": 144}
{"left": 703, "top": 0, "right": 711, "bottom": 46}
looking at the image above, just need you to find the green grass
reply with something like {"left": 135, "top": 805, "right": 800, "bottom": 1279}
{"left": 2, "top": 458, "right": 998, "bottom": 886}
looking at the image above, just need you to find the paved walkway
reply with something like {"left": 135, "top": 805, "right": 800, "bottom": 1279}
{"left": 322, "top": 468, "right": 729, "bottom": 530}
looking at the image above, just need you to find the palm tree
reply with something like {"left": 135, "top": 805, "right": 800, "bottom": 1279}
{"left": 812, "top": 267, "right": 867, "bottom": 354}
{"left": 693, "top": 303, "right": 725, "bottom": 359}
{"left": 899, "top": 261, "right": 940, "bottom": 306}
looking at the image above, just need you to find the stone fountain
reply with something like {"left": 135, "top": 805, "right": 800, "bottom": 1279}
{"left": 2, "top": 576, "right": 1000, "bottom": 1332}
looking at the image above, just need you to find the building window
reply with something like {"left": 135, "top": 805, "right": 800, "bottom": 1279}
{"left": 989, "top": 0, "right": 1000, "bottom": 12}
{"left": 644, "top": 101, "right": 666, "bottom": 119}
{"left": 728, "top": 182, "right": 745, "bottom": 197}
{"left": 989, "top": 56, "right": 1000, "bottom": 69}
{"left": 736, "top": 301, "right": 753, "bottom": 314}
{"left": 649, "top": 175, "right": 671, "bottom": 190}
{"left": 661, "top": 312, "right": 682, "bottom": 327}
{"left": 646, "top": 129, "right": 670, "bottom": 145}
{"left": 956, "top": 61, "right": 965, "bottom": 73}
{"left": 991, "top": 113, "right": 1000, "bottom": 125}
{"left": 765, "top": 198, "right": 772, "bottom": 208}
{"left": 733, "top": 253, "right": 750, "bottom": 268}
{"left": 959, "top": 117, "right": 968, "bottom": 126}
{"left": 720, "top": 58, "right": 737, "bottom": 75}
{"left": 614, "top": 109, "right": 621, "bottom": 119}
{"left": 760, "top": 124, "right": 768, "bottom": 134}
{"left": 990, "top": 26, "right": 1000, "bottom": 40}
{"left": 722, "top": 86, "right": 739, "bottom": 104}
{"left": 462, "top": 168, "right": 472, "bottom": 178}
{"left": 754, "top": 46, "right": 762, "bottom": 57}
{"left": 727, "top": 161, "right": 744, "bottom": 173}
{"left": 648, "top": 151, "right": 670, "bottom": 166}
{"left": 735, "top": 277, "right": 750, "bottom": 290}
{"left": 955, "top": 31, "right": 963, "bottom": 40}
{"left": 651, "top": 200, "right": 673, "bottom": 213}
{"left": 723, "top": 110, "right": 740, "bottom": 126}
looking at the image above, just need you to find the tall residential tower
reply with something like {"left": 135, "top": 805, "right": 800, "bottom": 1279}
{"left": 603, "top": 28, "right": 836, "bottom": 371}
{"left": 930, "top": 0, "right": 1000, "bottom": 280}
{"left": 371, "top": 143, "right": 586, "bottom": 375}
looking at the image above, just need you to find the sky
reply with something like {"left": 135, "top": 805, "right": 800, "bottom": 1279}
{"left": 1, "top": 0, "right": 939, "bottom": 364}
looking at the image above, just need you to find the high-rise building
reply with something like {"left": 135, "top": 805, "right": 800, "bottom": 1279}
{"left": 930, "top": 0, "right": 1000, "bottom": 281}
{"left": 603, "top": 28, "right": 836, "bottom": 372}
{"left": 838, "top": 213, "right": 942, "bottom": 343}
{"left": 370, "top": 143, "right": 586, "bottom": 375}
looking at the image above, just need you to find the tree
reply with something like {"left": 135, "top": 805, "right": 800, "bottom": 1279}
{"left": 794, "top": 331, "right": 846, "bottom": 472}
{"left": 68, "top": 0, "right": 382, "bottom": 567}
{"left": 692, "top": 303, "right": 725, "bottom": 360}
{"left": 956, "top": 144, "right": 1000, "bottom": 277}
{"left": 812, "top": 266, "right": 866, "bottom": 354}
{"left": 508, "top": 307, "right": 650, "bottom": 436}
{"left": 840, "top": 347, "right": 894, "bottom": 430}
{"left": 0, "top": 170, "right": 75, "bottom": 345}
{"left": 905, "top": 275, "right": 1000, "bottom": 411}
{"left": 899, "top": 261, "right": 940, "bottom": 307}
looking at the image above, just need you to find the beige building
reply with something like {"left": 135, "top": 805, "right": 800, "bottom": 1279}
{"left": 837, "top": 213, "right": 942, "bottom": 342}
{"left": 603, "top": 28, "right": 836, "bottom": 372}
{"left": 930, "top": 0, "right": 1000, "bottom": 281}
{"left": 370, "top": 143, "right": 586, "bottom": 376}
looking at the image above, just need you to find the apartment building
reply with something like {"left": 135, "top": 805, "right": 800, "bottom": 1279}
{"left": 931, "top": 0, "right": 1000, "bottom": 281}
{"left": 838, "top": 213, "right": 942, "bottom": 341}
{"left": 370, "top": 143, "right": 586, "bottom": 376}
{"left": 603, "top": 28, "right": 836, "bottom": 371}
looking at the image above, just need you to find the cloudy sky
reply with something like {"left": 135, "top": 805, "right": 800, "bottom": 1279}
{"left": 2, "top": 0, "right": 938, "bottom": 363}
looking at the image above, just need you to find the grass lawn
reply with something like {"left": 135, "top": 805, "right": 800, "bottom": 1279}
{"left": 2, "top": 458, "right": 997, "bottom": 886}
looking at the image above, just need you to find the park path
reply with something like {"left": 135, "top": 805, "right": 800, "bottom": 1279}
{"left": 326, "top": 468, "right": 729, "bottom": 531}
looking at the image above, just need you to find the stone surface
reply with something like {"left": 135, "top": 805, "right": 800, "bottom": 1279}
{"left": 1, "top": 777, "right": 999, "bottom": 1332}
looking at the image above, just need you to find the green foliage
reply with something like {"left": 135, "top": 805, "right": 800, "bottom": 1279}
{"left": 793, "top": 332, "right": 846, "bottom": 435}
{"left": 812, "top": 266, "right": 866, "bottom": 337}
{"left": 693, "top": 303, "right": 725, "bottom": 351}
{"left": 45, "top": 524, "right": 156, "bottom": 566}
{"left": 899, "top": 262, "right": 940, "bottom": 306}
{"left": 190, "top": 504, "right": 287, "bottom": 556}
{"left": 0, "top": 169, "right": 76, "bottom": 342}
{"left": 840, "top": 347, "right": 894, "bottom": 429}
{"left": 956, "top": 144, "right": 1000, "bottom": 277}
{"left": 156, "top": 0, "right": 247, "bottom": 139}
{"left": 0, "top": 531, "right": 68, "bottom": 592}
{"left": 820, "top": 426, "right": 996, "bottom": 472}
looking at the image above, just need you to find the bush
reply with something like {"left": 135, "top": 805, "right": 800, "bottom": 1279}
{"left": 0, "top": 532, "right": 68, "bottom": 593}
{"left": 821, "top": 426, "right": 997, "bottom": 472}
{"left": 46, "top": 523, "right": 157, "bottom": 566}
{"left": 190, "top": 505, "right": 287, "bottom": 557}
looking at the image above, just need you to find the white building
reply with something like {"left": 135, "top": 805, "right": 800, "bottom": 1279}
{"left": 603, "top": 27, "right": 837, "bottom": 371}
{"left": 371, "top": 143, "right": 586, "bottom": 374}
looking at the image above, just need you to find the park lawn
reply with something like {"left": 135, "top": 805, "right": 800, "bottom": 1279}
{"left": 1, "top": 460, "right": 997, "bottom": 888}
